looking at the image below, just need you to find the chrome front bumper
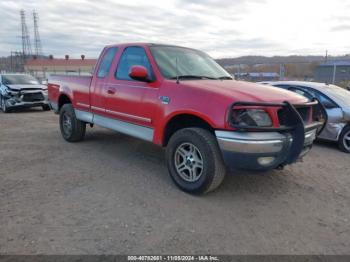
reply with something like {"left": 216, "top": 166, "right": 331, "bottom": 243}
{"left": 215, "top": 128, "right": 317, "bottom": 170}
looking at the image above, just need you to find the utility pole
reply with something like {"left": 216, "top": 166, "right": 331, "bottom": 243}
{"left": 237, "top": 64, "right": 241, "bottom": 80}
{"left": 332, "top": 63, "right": 337, "bottom": 84}
{"left": 279, "top": 64, "right": 285, "bottom": 80}
{"left": 10, "top": 51, "right": 24, "bottom": 72}
{"left": 33, "top": 10, "right": 43, "bottom": 57}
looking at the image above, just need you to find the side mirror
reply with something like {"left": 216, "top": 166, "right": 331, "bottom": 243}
{"left": 129, "top": 65, "right": 150, "bottom": 82}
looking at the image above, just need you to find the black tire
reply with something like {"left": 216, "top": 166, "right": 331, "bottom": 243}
{"left": 166, "top": 128, "right": 226, "bottom": 194}
{"left": 0, "top": 95, "right": 9, "bottom": 113}
{"left": 338, "top": 125, "right": 350, "bottom": 153}
{"left": 59, "top": 103, "right": 86, "bottom": 142}
{"left": 42, "top": 104, "right": 51, "bottom": 111}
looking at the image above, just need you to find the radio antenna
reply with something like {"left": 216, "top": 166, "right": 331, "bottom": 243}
{"left": 176, "top": 57, "right": 179, "bottom": 84}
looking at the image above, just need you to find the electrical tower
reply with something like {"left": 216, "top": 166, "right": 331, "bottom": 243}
{"left": 20, "top": 9, "right": 32, "bottom": 59}
{"left": 33, "top": 10, "right": 43, "bottom": 57}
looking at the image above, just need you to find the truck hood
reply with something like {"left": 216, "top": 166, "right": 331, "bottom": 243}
{"left": 184, "top": 80, "right": 308, "bottom": 104}
{"left": 7, "top": 84, "right": 46, "bottom": 91}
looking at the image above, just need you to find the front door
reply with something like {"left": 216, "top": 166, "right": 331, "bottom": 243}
{"left": 316, "top": 94, "right": 343, "bottom": 141}
{"left": 104, "top": 46, "right": 159, "bottom": 128}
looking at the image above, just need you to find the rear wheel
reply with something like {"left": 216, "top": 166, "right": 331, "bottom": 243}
{"left": 338, "top": 126, "right": 350, "bottom": 153}
{"left": 166, "top": 128, "right": 226, "bottom": 194}
{"left": 59, "top": 103, "right": 86, "bottom": 142}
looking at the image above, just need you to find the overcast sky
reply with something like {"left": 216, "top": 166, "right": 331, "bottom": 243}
{"left": 0, "top": 0, "right": 349, "bottom": 58}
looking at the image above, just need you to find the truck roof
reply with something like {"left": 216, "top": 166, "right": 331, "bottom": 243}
{"left": 104, "top": 42, "right": 199, "bottom": 51}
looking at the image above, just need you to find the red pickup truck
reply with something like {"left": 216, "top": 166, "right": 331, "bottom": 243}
{"left": 48, "top": 43, "right": 324, "bottom": 194}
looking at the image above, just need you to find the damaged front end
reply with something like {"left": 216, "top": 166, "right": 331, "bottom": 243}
{"left": 2, "top": 85, "right": 49, "bottom": 109}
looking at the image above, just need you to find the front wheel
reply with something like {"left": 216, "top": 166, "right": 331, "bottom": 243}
{"left": 166, "top": 128, "right": 226, "bottom": 194}
{"left": 59, "top": 103, "right": 86, "bottom": 142}
{"left": 42, "top": 104, "right": 51, "bottom": 111}
{"left": 338, "top": 126, "right": 350, "bottom": 153}
{"left": 0, "top": 95, "right": 9, "bottom": 113}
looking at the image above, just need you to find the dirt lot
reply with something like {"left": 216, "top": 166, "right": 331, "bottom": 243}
{"left": 0, "top": 109, "right": 349, "bottom": 255}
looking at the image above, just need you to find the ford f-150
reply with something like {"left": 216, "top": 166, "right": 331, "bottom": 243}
{"left": 48, "top": 43, "right": 324, "bottom": 194}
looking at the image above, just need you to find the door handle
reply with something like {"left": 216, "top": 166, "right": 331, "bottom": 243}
{"left": 107, "top": 88, "right": 116, "bottom": 95}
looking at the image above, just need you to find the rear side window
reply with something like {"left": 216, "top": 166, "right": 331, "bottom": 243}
{"left": 97, "top": 47, "right": 117, "bottom": 78}
{"left": 115, "top": 47, "right": 153, "bottom": 81}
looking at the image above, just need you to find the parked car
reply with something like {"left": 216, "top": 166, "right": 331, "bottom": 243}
{"left": 48, "top": 43, "right": 324, "bottom": 194}
{"left": 260, "top": 81, "right": 350, "bottom": 153}
{"left": 0, "top": 74, "right": 50, "bottom": 112}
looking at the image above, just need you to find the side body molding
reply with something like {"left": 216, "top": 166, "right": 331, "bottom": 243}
{"left": 75, "top": 109, "right": 154, "bottom": 142}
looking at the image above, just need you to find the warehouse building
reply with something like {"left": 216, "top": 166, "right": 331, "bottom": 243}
{"left": 314, "top": 61, "right": 350, "bottom": 86}
{"left": 24, "top": 55, "right": 97, "bottom": 80}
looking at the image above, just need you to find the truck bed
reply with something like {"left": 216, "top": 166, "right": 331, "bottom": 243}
{"left": 48, "top": 75, "right": 93, "bottom": 111}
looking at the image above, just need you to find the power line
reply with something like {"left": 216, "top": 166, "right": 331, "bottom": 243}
{"left": 20, "top": 9, "right": 32, "bottom": 59}
{"left": 33, "top": 10, "right": 43, "bottom": 57}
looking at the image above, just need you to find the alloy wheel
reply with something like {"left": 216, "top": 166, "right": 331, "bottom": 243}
{"left": 174, "top": 142, "right": 204, "bottom": 182}
{"left": 343, "top": 130, "right": 350, "bottom": 152}
{"left": 62, "top": 113, "right": 73, "bottom": 137}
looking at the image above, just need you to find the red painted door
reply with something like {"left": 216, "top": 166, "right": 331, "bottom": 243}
{"left": 104, "top": 46, "right": 159, "bottom": 128}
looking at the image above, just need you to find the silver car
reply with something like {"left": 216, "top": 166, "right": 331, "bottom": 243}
{"left": 260, "top": 81, "right": 350, "bottom": 153}
{"left": 0, "top": 74, "right": 50, "bottom": 113}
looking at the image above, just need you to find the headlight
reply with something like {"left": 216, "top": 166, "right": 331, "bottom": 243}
{"left": 4, "top": 87, "right": 19, "bottom": 96}
{"left": 231, "top": 109, "right": 272, "bottom": 127}
{"left": 5, "top": 89, "right": 19, "bottom": 97}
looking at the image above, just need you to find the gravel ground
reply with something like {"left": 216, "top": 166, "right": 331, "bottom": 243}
{"left": 0, "top": 109, "right": 349, "bottom": 255}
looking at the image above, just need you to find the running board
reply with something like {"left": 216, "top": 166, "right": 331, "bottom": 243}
{"left": 75, "top": 109, "right": 154, "bottom": 142}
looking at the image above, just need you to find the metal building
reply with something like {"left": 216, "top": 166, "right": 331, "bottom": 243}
{"left": 314, "top": 61, "right": 350, "bottom": 86}
{"left": 24, "top": 55, "right": 97, "bottom": 80}
{"left": 234, "top": 72, "right": 280, "bottom": 82}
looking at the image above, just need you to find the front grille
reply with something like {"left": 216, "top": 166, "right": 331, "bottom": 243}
{"left": 277, "top": 109, "right": 288, "bottom": 126}
{"left": 22, "top": 93, "right": 44, "bottom": 102}
{"left": 296, "top": 107, "right": 310, "bottom": 122}
{"left": 278, "top": 106, "right": 310, "bottom": 126}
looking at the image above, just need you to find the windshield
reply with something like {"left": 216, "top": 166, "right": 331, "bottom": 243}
{"left": 325, "top": 85, "right": 350, "bottom": 107}
{"left": 150, "top": 46, "right": 232, "bottom": 80}
{"left": 2, "top": 75, "right": 39, "bottom": 85}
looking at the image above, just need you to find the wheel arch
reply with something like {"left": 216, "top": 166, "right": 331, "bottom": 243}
{"left": 58, "top": 93, "right": 72, "bottom": 111}
{"left": 162, "top": 112, "right": 215, "bottom": 146}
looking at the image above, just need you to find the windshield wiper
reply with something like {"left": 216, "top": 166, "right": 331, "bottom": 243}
{"left": 170, "top": 75, "right": 217, "bottom": 80}
{"left": 216, "top": 76, "right": 233, "bottom": 80}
